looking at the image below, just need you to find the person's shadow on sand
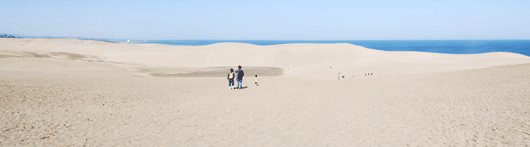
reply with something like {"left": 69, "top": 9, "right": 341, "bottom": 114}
{"left": 234, "top": 86, "right": 248, "bottom": 89}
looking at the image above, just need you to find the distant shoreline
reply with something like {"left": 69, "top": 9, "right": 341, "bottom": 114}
{"left": 1, "top": 35, "right": 530, "bottom": 56}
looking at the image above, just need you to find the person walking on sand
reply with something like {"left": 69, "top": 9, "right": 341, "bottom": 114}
{"left": 227, "top": 68, "right": 235, "bottom": 90}
{"left": 236, "top": 65, "right": 245, "bottom": 89}
{"left": 254, "top": 75, "right": 259, "bottom": 86}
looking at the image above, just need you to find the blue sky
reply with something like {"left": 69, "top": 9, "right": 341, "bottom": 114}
{"left": 1, "top": 0, "right": 529, "bottom": 40}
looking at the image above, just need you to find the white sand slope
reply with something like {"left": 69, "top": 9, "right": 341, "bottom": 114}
{"left": 1, "top": 38, "right": 530, "bottom": 146}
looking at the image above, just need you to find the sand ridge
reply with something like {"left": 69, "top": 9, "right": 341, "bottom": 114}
{"left": 2, "top": 38, "right": 530, "bottom": 77}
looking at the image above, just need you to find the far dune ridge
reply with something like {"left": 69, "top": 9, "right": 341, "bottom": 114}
{"left": 1, "top": 38, "right": 530, "bottom": 76}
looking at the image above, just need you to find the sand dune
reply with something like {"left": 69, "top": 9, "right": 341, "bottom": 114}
{"left": 0, "top": 50, "right": 121, "bottom": 73}
{"left": 1, "top": 38, "right": 530, "bottom": 146}
{"left": 2, "top": 38, "right": 529, "bottom": 76}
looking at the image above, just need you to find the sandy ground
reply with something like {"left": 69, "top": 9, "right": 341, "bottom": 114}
{"left": 1, "top": 38, "right": 530, "bottom": 146}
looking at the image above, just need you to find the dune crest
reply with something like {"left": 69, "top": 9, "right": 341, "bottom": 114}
{"left": 1, "top": 38, "right": 530, "bottom": 76}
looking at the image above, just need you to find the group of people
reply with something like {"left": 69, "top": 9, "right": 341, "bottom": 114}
{"left": 0, "top": 34, "right": 20, "bottom": 38}
{"left": 337, "top": 72, "right": 374, "bottom": 80}
{"left": 337, "top": 72, "right": 356, "bottom": 80}
{"left": 227, "top": 65, "right": 259, "bottom": 90}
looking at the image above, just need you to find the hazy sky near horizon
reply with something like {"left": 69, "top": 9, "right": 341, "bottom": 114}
{"left": 1, "top": 0, "right": 529, "bottom": 40}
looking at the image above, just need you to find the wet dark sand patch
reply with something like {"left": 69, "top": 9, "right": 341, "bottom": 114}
{"left": 23, "top": 51, "right": 52, "bottom": 58}
{"left": 138, "top": 66, "right": 284, "bottom": 77}
{"left": 0, "top": 55, "right": 19, "bottom": 58}
{"left": 0, "top": 51, "right": 95, "bottom": 60}
{"left": 49, "top": 52, "right": 89, "bottom": 60}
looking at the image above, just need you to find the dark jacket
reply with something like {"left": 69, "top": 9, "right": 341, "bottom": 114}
{"left": 236, "top": 69, "right": 244, "bottom": 80}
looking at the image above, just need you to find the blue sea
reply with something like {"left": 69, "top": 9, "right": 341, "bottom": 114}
{"left": 140, "top": 40, "right": 530, "bottom": 57}
{"left": 2, "top": 34, "right": 529, "bottom": 57}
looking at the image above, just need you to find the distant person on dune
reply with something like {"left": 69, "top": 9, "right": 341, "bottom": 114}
{"left": 236, "top": 65, "right": 245, "bottom": 89}
{"left": 254, "top": 75, "right": 259, "bottom": 86}
{"left": 227, "top": 68, "right": 235, "bottom": 90}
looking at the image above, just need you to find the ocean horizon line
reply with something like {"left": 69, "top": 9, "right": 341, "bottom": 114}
{"left": 1, "top": 33, "right": 529, "bottom": 42}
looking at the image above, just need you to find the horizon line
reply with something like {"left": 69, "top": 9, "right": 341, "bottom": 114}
{"left": 2, "top": 33, "right": 530, "bottom": 41}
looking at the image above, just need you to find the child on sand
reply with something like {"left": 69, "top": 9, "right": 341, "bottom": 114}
{"left": 227, "top": 68, "right": 235, "bottom": 90}
{"left": 254, "top": 75, "right": 259, "bottom": 86}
